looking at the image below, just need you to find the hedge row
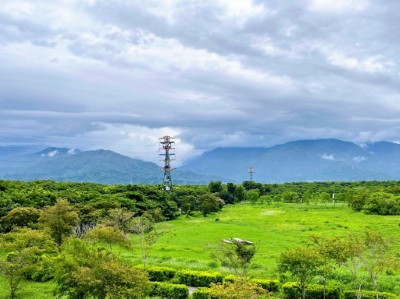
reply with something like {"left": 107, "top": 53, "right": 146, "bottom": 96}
{"left": 223, "top": 274, "right": 279, "bottom": 292}
{"left": 174, "top": 269, "right": 224, "bottom": 287}
{"left": 136, "top": 266, "right": 224, "bottom": 287}
{"left": 149, "top": 282, "right": 189, "bottom": 299}
{"left": 145, "top": 266, "right": 177, "bottom": 282}
{"left": 343, "top": 290, "right": 398, "bottom": 299}
{"left": 282, "top": 282, "right": 340, "bottom": 299}
{"left": 192, "top": 287, "right": 210, "bottom": 299}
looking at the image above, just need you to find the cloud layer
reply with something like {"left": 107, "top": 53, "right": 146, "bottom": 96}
{"left": 1, "top": 0, "right": 400, "bottom": 164}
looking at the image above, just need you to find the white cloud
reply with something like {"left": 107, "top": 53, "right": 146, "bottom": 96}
{"left": 353, "top": 156, "right": 366, "bottom": 162}
{"left": 327, "top": 52, "right": 393, "bottom": 74}
{"left": 216, "top": 0, "right": 269, "bottom": 26}
{"left": 68, "top": 123, "right": 199, "bottom": 166}
{"left": 321, "top": 153, "right": 336, "bottom": 161}
{"left": 308, "top": 0, "right": 369, "bottom": 13}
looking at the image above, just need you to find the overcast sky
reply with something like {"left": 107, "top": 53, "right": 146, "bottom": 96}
{"left": 1, "top": 0, "right": 400, "bottom": 165}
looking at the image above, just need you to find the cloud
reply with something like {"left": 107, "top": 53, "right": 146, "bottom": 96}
{"left": 321, "top": 153, "right": 336, "bottom": 161}
{"left": 353, "top": 156, "right": 367, "bottom": 162}
{"left": 308, "top": 0, "right": 369, "bottom": 13}
{"left": 1, "top": 0, "right": 400, "bottom": 163}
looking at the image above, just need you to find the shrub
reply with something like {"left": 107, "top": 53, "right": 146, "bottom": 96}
{"left": 282, "top": 282, "right": 340, "bottom": 299}
{"left": 209, "top": 280, "right": 267, "bottom": 299}
{"left": 223, "top": 274, "right": 236, "bottom": 283}
{"left": 150, "top": 282, "right": 189, "bottom": 299}
{"left": 192, "top": 287, "right": 211, "bottom": 299}
{"left": 252, "top": 278, "right": 280, "bottom": 292}
{"left": 145, "top": 265, "right": 176, "bottom": 282}
{"left": 175, "top": 269, "right": 223, "bottom": 287}
{"left": 343, "top": 290, "right": 398, "bottom": 299}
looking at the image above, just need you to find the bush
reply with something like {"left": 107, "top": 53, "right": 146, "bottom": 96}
{"left": 252, "top": 278, "right": 280, "bottom": 292}
{"left": 192, "top": 287, "right": 211, "bottom": 299}
{"left": 282, "top": 282, "right": 340, "bottom": 299}
{"left": 223, "top": 274, "right": 236, "bottom": 283}
{"left": 343, "top": 290, "right": 398, "bottom": 299}
{"left": 145, "top": 265, "right": 176, "bottom": 282}
{"left": 150, "top": 282, "right": 189, "bottom": 299}
{"left": 175, "top": 269, "right": 223, "bottom": 287}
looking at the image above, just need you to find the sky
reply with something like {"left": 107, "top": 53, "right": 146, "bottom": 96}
{"left": 1, "top": 0, "right": 400, "bottom": 165}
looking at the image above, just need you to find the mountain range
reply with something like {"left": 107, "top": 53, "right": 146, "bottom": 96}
{"left": 1, "top": 139, "right": 400, "bottom": 184}
{"left": 0, "top": 147, "right": 223, "bottom": 185}
{"left": 180, "top": 139, "right": 400, "bottom": 183}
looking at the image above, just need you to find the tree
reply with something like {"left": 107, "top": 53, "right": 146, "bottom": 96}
{"left": 0, "top": 228, "right": 57, "bottom": 299}
{"left": 130, "top": 216, "right": 164, "bottom": 268}
{"left": 198, "top": 193, "right": 223, "bottom": 216}
{"left": 54, "top": 238, "right": 151, "bottom": 299}
{"left": 0, "top": 207, "right": 40, "bottom": 233}
{"left": 84, "top": 225, "right": 131, "bottom": 252}
{"left": 208, "top": 181, "right": 223, "bottom": 193}
{"left": 311, "top": 236, "right": 343, "bottom": 299}
{"left": 180, "top": 195, "right": 198, "bottom": 217}
{"left": 278, "top": 246, "right": 323, "bottom": 299}
{"left": 324, "top": 235, "right": 366, "bottom": 299}
{"left": 107, "top": 208, "right": 134, "bottom": 233}
{"left": 0, "top": 248, "right": 38, "bottom": 299}
{"left": 39, "top": 199, "right": 79, "bottom": 250}
{"left": 212, "top": 238, "right": 256, "bottom": 279}
{"left": 234, "top": 185, "right": 247, "bottom": 202}
{"left": 246, "top": 189, "right": 260, "bottom": 204}
{"left": 361, "top": 231, "right": 391, "bottom": 299}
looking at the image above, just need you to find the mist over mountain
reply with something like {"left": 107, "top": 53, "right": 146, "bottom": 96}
{"left": 181, "top": 139, "right": 400, "bottom": 182}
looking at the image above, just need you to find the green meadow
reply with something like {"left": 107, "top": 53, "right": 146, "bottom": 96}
{"left": 128, "top": 202, "right": 400, "bottom": 278}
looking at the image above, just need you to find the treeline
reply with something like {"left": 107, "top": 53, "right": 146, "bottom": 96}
{"left": 0, "top": 180, "right": 230, "bottom": 232}
{"left": 211, "top": 180, "right": 400, "bottom": 215}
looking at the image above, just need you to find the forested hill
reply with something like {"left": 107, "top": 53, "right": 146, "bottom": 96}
{"left": 0, "top": 147, "right": 223, "bottom": 185}
{"left": 181, "top": 139, "right": 400, "bottom": 182}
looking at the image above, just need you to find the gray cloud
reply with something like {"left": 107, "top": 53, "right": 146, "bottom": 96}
{"left": 1, "top": 0, "right": 400, "bottom": 163}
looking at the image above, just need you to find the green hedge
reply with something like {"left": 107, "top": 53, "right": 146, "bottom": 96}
{"left": 192, "top": 287, "right": 211, "bottom": 299}
{"left": 343, "top": 290, "right": 398, "bottom": 299}
{"left": 149, "top": 282, "right": 189, "bottom": 299}
{"left": 252, "top": 278, "right": 280, "bottom": 292}
{"left": 145, "top": 265, "right": 177, "bottom": 282}
{"left": 175, "top": 269, "right": 223, "bottom": 287}
{"left": 224, "top": 275, "right": 279, "bottom": 292}
{"left": 282, "top": 282, "right": 340, "bottom": 299}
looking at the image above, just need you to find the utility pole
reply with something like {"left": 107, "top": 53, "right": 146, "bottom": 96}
{"left": 159, "top": 136, "right": 175, "bottom": 191}
{"left": 248, "top": 167, "right": 255, "bottom": 181}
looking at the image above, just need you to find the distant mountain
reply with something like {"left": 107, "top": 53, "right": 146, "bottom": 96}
{"left": 181, "top": 139, "right": 400, "bottom": 182}
{"left": 3, "top": 139, "right": 400, "bottom": 184}
{"left": 0, "top": 147, "right": 223, "bottom": 185}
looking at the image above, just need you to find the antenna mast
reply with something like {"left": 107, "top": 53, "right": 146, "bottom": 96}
{"left": 248, "top": 167, "right": 255, "bottom": 181}
{"left": 159, "top": 135, "right": 175, "bottom": 191}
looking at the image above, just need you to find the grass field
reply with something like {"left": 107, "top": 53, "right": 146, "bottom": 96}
{"left": 128, "top": 202, "right": 400, "bottom": 278}
{"left": 1, "top": 202, "right": 400, "bottom": 297}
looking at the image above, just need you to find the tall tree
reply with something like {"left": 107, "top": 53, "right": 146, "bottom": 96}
{"left": 278, "top": 246, "right": 323, "bottom": 299}
{"left": 39, "top": 199, "right": 78, "bottom": 250}
{"left": 211, "top": 238, "right": 256, "bottom": 279}
{"left": 130, "top": 216, "right": 164, "bottom": 269}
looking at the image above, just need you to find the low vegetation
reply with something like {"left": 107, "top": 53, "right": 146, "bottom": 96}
{"left": 0, "top": 179, "right": 400, "bottom": 298}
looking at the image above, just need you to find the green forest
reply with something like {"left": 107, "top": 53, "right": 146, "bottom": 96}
{"left": 1, "top": 179, "right": 400, "bottom": 299}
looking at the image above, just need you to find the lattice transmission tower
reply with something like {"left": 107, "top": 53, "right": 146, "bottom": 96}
{"left": 159, "top": 135, "right": 176, "bottom": 191}
{"left": 248, "top": 167, "right": 255, "bottom": 181}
